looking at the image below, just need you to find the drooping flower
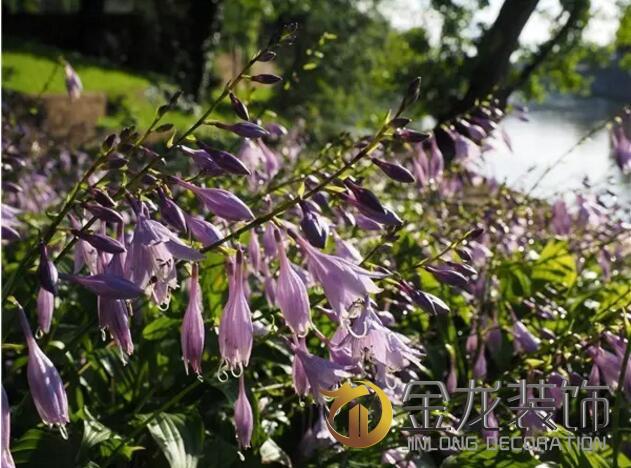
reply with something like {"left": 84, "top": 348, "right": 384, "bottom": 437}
{"left": 611, "top": 124, "right": 631, "bottom": 174}
{"left": 178, "top": 146, "right": 224, "bottom": 176}
{"left": 400, "top": 281, "right": 449, "bottom": 315}
{"left": 219, "top": 251, "right": 253, "bottom": 373}
{"left": 247, "top": 231, "right": 261, "bottom": 273}
{"left": 64, "top": 62, "right": 83, "bottom": 100}
{"left": 84, "top": 203, "right": 124, "bottom": 224}
{"left": 97, "top": 296, "right": 134, "bottom": 357}
{"left": 213, "top": 121, "right": 269, "bottom": 139}
{"left": 234, "top": 376, "right": 253, "bottom": 449}
{"left": 291, "top": 340, "right": 352, "bottom": 402}
{"left": 70, "top": 215, "right": 98, "bottom": 275}
{"left": 333, "top": 231, "right": 362, "bottom": 264}
{"left": 180, "top": 264, "right": 205, "bottom": 375}
{"left": 36, "top": 287, "right": 55, "bottom": 334}
{"left": 587, "top": 345, "right": 628, "bottom": 394}
{"left": 174, "top": 177, "right": 254, "bottom": 221}
{"left": 300, "top": 204, "right": 327, "bottom": 248}
{"left": 2, "top": 386, "right": 15, "bottom": 468}
{"left": 17, "top": 304, "right": 69, "bottom": 428}
{"left": 425, "top": 264, "right": 469, "bottom": 289}
{"left": 294, "top": 233, "right": 381, "bottom": 319}
{"left": 343, "top": 301, "right": 423, "bottom": 371}
{"left": 275, "top": 230, "right": 310, "bottom": 336}
{"left": 197, "top": 143, "right": 251, "bottom": 176}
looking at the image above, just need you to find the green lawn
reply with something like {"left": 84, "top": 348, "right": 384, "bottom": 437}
{"left": 2, "top": 41, "right": 193, "bottom": 130}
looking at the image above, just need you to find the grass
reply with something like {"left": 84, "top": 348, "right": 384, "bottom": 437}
{"left": 2, "top": 40, "right": 194, "bottom": 131}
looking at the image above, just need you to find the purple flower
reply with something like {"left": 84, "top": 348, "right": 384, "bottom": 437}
{"left": 178, "top": 146, "right": 224, "bottom": 176}
{"left": 343, "top": 302, "right": 422, "bottom": 371}
{"left": 2, "top": 386, "right": 15, "bottom": 468}
{"left": 612, "top": 124, "right": 631, "bottom": 174}
{"left": 473, "top": 347, "right": 487, "bottom": 379}
{"left": 425, "top": 264, "right": 469, "bottom": 289}
{"left": 382, "top": 447, "right": 416, "bottom": 468}
{"left": 262, "top": 223, "right": 278, "bottom": 258}
{"left": 17, "top": 305, "right": 69, "bottom": 428}
{"left": 551, "top": 200, "right": 572, "bottom": 235}
{"left": 37, "top": 287, "right": 55, "bottom": 334}
{"left": 295, "top": 234, "right": 381, "bottom": 319}
{"left": 72, "top": 230, "right": 126, "bottom": 254}
{"left": 291, "top": 340, "right": 351, "bottom": 402}
{"left": 333, "top": 231, "right": 362, "bottom": 264}
{"left": 234, "top": 376, "right": 253, "bottom": 449}
{"left": 588, "top": 345, "right": 628, "bottom": 394}
{"left": 98, "top": 296, "right": 134, "bottom": 357}
{"left": 250, "top": 74, "right": 282, "bottom": 84}
{"left": 181, "top": 264, "right": 204, "bottom": 375}
{"left": 174, "top": 177, "right": 254, "bottom": 221}
{"left": 157, "top": 189, "right": 187, "bottom": 233}
{"left": 512, "top": 317, "right": 540, "bottom": 354}
{"left": 219, "top": 251, "right": 253, "bottom": 373}
{"left": 198, "top": 143, "right": 251, "bottom": 176}
{"left": 184, "top": 213, "right": 222, "bottom": 247}
{"left": 62, "top": 272, "right": 144, "bottom": 299}
{"left": 213, "top": 121, "right": 269, "bottom": 139}
{"left": 275, "top": 230, "right": 310, "bottom": 336}
{"left": 84, "top": 203, "right": 124, "bottom": 224}
{"left": 343, "top": 180, "right": 403, "bottom": 226}
{"left": 371, "top": 158, "right": 415, "bottom": 183}
{"left": 247, "top": 231, "right": 261, "bottom": 273}
{"left": 38, "top": 243, "right": 58, "bottom": 295}
{"left": 229, "top": 92, "right": 250, "bottom": 120}
{"left": 400, "top": 282, "right": 449, "bottom": 315}
{"left": 300, "top": 205, "right": 327, "bottom": 248}
{"left": 70, "top": 215, "right": 98, "bottom": 274}
{"left": 64, "top": 62, "right": 83, "bottom": 100}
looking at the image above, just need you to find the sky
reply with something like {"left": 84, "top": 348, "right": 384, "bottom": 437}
{"left": 377, "top": 0, "right": 621, "bottom": 47}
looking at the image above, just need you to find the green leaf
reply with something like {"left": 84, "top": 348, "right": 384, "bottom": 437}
{"left": 146, "top": 412, "right": 204, "bottom": 468}
{"left": 531, "top": 240, "right": 577, "bottom": 286}
{"left": 143, "top": 317, "right": 180, "bottom": 341}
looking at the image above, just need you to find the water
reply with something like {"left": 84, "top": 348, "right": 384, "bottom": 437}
{"left": 477, "top": 95, "right": 630, "bottom": 204}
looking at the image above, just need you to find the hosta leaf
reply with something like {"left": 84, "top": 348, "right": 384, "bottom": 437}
{"left": 146, "top": 412, "right": 204, "bottom": 468}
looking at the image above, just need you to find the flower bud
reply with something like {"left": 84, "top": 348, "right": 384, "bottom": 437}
{"left": 250, "top": 74, "right": 282, "bottom": 84}
{"left": 371, "top": 158, "right": 415, "bottom": 183}
{"left": 229, "top": 92, "right": 250, "bottom": 121}
{"left": 38, "top": 243, "right": 58, "bottom": 295}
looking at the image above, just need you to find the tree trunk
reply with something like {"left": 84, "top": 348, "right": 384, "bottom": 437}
{"left": 442, "top": 0, "right": 539, "bottom": 121}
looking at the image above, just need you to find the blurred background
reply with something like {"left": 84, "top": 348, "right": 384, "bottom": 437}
{"left": 2, "top": 0, "right": 630, "bottom": 200}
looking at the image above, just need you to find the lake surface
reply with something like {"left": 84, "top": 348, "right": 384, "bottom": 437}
{"left": 476, "top": 95, "right": 630, "bottom": 205}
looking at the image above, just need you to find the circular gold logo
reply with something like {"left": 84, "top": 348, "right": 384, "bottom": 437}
{"left": 321, "top": 380, "right": 393, "bottom": 449}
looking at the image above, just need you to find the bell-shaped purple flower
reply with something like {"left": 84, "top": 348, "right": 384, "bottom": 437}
{"left": 174, "top": 177, "right": 254, "bottom": 221}
{"left": 275, "top": 230, "right": 310, "bottom": 336}
{"left": 219, "top": 251, "right": 253, "bottom": 373}
{"left": 551, "top": 200, "right": 572, "bottom": 235}
{"left": 198, "top": 143, "right": 251, "bottom": 176}
{"left": 247, "top": 231, "right": 261, "bottom": 273}
{"left": 234, "top": 376, "right": 253, "bottom": 449}
{"left": 473, "top": 347, "right": 487, "bottom": 379}
{"left": 343, "top": 302, "right": 423, "bottom": 371}
{"left": 37, "top": 287, "right": 55, "bottom": 334}
{"left": 181, "top": 264, "right": 205, "bottom": 375}
{"left": 18, "top": 305, "right": 69, "bottom": 428}
{"left": 587, "top": 345, "right": 626, "bottom": 392}
{"left": 2, "top": 386, "right": 15, "bottom": 468}
{"left": 38, "top": 243, "right": 58, "bottom": 295}
{"left": 291, "top": 340, "right": 351, "bottom": 402}
{"left": 97, "top": 296, "right": 134, "bottom": 357}
{"left": 400, "top": 282, "right": 449, "bottom": 315}
{"left": 333, "top": 231, "right": 362, "bottom": 264}
{"left": 295, "top": 233, "right": 381, "bottom": 318}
